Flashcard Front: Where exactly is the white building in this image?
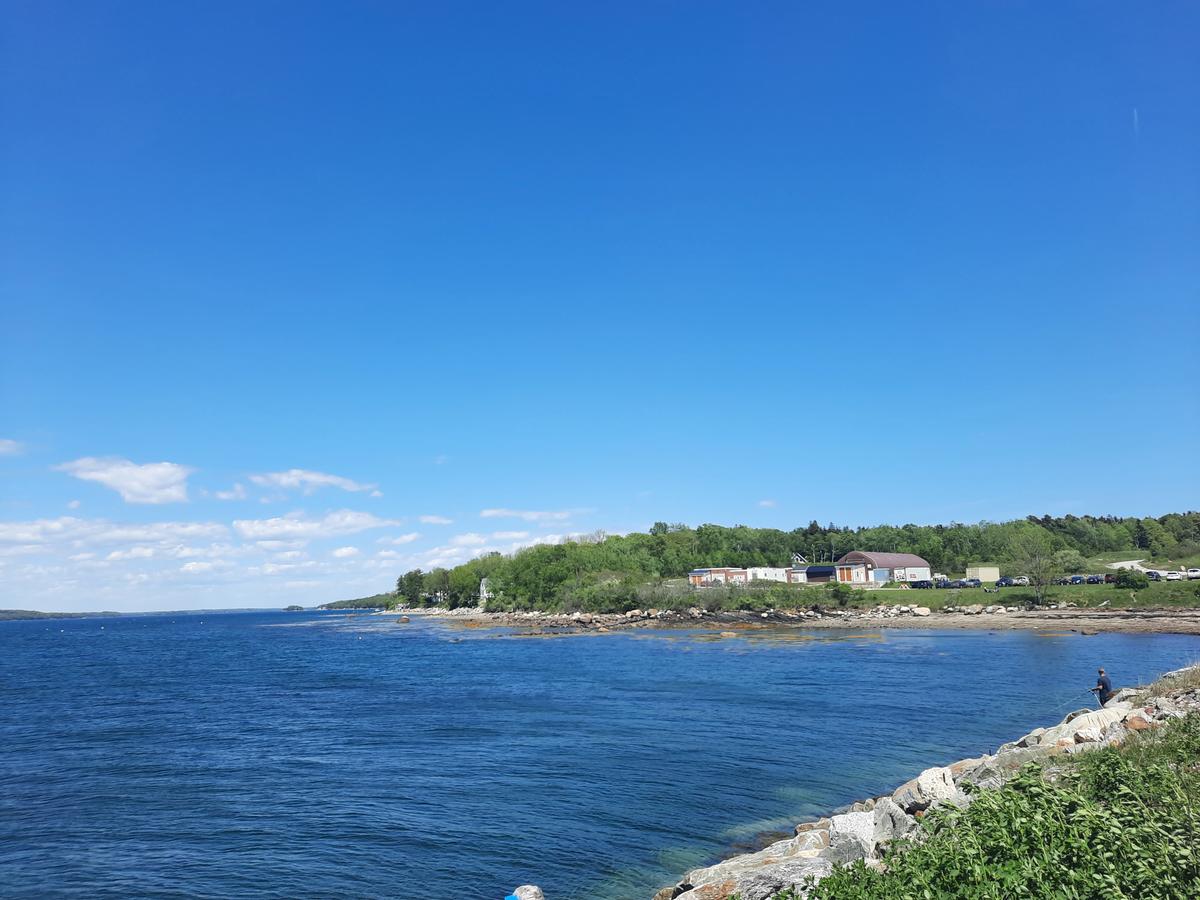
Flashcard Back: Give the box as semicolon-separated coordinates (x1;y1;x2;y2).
834;551;932;584
746;567;790;583
688;567;749;587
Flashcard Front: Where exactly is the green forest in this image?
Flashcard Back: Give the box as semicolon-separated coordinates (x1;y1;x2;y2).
321;512;1200;612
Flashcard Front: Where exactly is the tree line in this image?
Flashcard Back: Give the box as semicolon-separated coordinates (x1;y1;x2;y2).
382;512;1199;611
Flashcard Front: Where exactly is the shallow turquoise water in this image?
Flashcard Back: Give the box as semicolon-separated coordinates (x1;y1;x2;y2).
2;610;1197;899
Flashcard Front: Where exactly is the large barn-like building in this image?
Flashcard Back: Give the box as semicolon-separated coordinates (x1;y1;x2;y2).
834;551;932;584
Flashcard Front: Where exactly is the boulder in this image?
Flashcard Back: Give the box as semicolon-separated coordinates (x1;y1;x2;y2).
912;606;931;617
1016;727;1046;748
1038;705;1130;747
1074;726;1104;744
962;604;983;615
891;766;956;813
511;887;544;900
872;797;916;849
674;859;834;900
652;888;679;900
1107;687;1141;706
828;811;874;860
1124;712;1154;731
678;835;835;900
947;755;989;779
796;817;831;835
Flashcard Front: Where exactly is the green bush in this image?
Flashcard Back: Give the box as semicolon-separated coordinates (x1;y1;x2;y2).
802;716;1200;900
1114;567;1151;590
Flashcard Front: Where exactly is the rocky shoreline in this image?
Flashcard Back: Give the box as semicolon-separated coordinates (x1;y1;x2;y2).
383;602;1200;637
644;665;1200;900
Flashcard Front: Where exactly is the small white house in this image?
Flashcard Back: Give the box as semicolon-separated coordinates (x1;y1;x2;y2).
786;567;809;584
966;565;1000;582
746;567;790;583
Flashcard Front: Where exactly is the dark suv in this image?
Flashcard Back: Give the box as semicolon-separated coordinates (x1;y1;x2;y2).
996;576;1015;587
911;580;934;589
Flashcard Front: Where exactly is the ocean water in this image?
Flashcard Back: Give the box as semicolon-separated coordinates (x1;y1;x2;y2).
2;611;1198;899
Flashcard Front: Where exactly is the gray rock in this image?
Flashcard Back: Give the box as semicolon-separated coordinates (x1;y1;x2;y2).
1016;727;1046;748
512;887;544;900
872;797;916;850
828;811;874;859
891;766;956;813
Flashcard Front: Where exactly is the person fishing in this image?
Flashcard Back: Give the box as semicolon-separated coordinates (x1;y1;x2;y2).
1089;667;1114;706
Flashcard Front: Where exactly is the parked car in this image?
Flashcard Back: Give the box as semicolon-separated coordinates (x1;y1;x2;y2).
1146;570;1162;581
945;579;967;588
1013;575;1030;586
996;576;1015;587
911;580;934;589
963;578;982;588
1165;571;1183;581
1052;576;1072;585
1104;573;1117;584
1069;575;1086;585
1188;568;1200;580
1086;574;1105;584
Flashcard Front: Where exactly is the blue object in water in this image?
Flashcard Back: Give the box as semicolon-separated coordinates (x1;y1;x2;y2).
505;895;520;900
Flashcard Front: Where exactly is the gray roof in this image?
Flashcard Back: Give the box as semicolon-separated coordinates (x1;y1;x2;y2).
836;551;931;569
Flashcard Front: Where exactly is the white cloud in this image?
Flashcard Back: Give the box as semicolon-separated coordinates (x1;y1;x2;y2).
254;539;306;551
67;500;81;510
480;508;578;522
106;546;156;561
332;546;360;558
369;489;383;498
274;550;305;561
216;483;246;501
379;532;421;545
56;457;194;504
0;438;24;456
232;509;400;540
450;532;488;547
376;550;401;559
418;515;453;525
758;499;777;508
249;469;377;495
492;530;529;540
0;517;228;546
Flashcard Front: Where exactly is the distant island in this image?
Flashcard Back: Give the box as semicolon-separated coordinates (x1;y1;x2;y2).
0;609;121;621
283;605;305;612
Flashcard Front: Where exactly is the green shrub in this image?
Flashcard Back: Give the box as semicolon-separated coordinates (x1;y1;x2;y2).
803;716;1200;900
1114;567;1151;590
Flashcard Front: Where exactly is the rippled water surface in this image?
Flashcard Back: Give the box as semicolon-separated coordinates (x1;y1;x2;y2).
2;610;1199;899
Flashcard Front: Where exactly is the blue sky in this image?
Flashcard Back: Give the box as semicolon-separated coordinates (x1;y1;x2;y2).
2;2;1197;611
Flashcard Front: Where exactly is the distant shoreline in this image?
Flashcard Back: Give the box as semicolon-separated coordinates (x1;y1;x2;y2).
390;604;1200;637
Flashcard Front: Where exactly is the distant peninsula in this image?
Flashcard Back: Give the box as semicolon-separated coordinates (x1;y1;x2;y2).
0;609;121;621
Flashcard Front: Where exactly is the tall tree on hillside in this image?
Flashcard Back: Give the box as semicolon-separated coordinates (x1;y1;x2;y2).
397;569;425;605
1006;527;1060;606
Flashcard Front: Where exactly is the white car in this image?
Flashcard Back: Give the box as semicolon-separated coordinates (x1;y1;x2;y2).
1165;571;1183;581
1013;575;1030;586
1187;568;1200;580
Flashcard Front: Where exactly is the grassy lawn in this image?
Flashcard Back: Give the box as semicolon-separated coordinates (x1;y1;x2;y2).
864;580;1200;609
1086;551;1200;571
